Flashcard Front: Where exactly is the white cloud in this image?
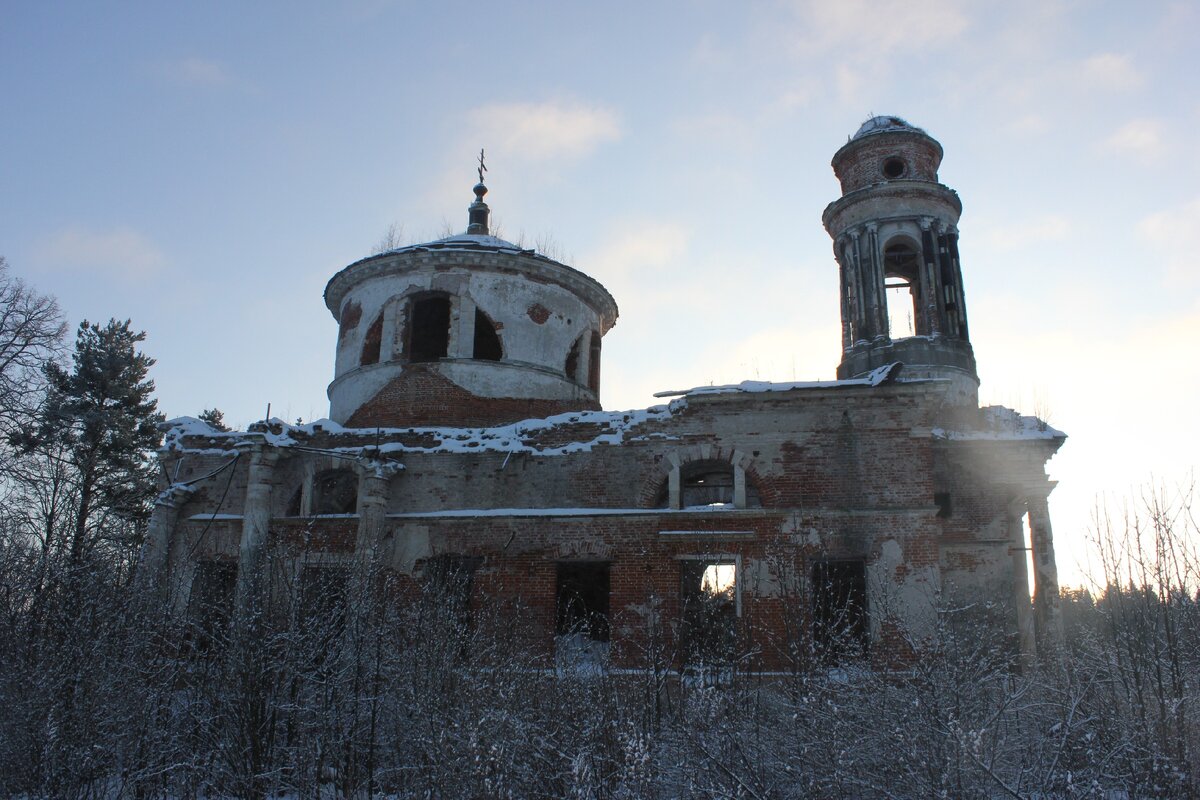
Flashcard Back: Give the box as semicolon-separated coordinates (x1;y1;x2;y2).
1139;197;1200;287
1100;118;1166;162
1081;53;1144;91
467;101;622;162
161;57;234;88
670;112;756;148
587;221;690;287
33;227;166;280
784;0;969;56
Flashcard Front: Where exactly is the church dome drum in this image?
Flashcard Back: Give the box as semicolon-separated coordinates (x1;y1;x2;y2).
324;171;618;428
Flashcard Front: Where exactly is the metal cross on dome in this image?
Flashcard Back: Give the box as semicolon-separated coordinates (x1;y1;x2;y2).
477;148;487;184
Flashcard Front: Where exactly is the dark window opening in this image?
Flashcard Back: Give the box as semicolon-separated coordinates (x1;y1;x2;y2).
299;565;350;642
587;331;601;393
935;491;953;518
680;559;739;668
408;294;451;362
660;462;762;510
682;461;734;508
187;561;237;652
312;469;358;515
884;242;923;338
424;553;481;614
285;486;302;517
882;157;906;179
812;560;868;663
564;336;581;382
556;562;611;642
472;308;503;361
360;313;383;366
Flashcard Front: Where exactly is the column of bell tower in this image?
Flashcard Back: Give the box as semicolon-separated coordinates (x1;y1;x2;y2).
822;116;979;405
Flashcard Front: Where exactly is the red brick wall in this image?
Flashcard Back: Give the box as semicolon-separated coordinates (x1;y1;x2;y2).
346;364;599;428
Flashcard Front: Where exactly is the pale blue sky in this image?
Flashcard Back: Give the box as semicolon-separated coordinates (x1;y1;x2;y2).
3;1;1198;585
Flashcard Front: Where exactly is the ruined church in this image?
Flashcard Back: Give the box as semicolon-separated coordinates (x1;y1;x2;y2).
140;116;1066;669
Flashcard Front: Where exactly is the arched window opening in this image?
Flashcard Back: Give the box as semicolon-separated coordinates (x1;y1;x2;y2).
682;461;735;509
472;307;503;361
407;294;451;362
312;469;358;515
564;335;582;382
587;331;601;393
883;241;922;339
656;460;762;510
360;312;383;366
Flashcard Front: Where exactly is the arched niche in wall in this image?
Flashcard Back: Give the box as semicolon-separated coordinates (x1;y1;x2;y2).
564;332;584;383
587;331;601;394
472;306;503;361
360;311;384;366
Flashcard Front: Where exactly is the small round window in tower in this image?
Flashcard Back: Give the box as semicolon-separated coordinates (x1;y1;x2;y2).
882;157;906;179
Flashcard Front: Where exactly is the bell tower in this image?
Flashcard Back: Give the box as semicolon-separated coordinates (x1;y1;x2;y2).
822;116;978;404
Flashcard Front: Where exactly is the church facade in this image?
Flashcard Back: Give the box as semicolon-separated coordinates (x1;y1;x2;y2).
140;117;1066;670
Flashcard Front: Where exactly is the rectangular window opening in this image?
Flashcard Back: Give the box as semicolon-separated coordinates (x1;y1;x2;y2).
680;558;739;672
934;491;953;518
811;559;868;664
556;562;611;672
187;561;237;652
409;296;451;362
425;553;482;616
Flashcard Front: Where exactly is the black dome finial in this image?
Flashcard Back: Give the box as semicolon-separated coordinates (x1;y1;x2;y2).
467;148;490;235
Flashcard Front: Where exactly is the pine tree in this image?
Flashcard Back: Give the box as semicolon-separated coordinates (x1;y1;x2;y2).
27;319;164;567
198;407;230;431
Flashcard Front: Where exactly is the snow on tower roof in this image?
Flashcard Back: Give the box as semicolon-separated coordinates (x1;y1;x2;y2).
851;115;928;141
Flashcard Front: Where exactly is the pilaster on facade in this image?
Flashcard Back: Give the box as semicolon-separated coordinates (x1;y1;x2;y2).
1007;499;1038;667
234;441;279;619
354;452;403;560
135;484;193;591
1027;491;1064;653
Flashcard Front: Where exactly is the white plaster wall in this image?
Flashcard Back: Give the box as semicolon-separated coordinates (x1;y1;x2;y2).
868;537;941;644
331;267;604;381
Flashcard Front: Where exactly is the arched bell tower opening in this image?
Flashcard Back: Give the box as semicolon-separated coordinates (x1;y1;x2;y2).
883;238;922;339
822;116;978;405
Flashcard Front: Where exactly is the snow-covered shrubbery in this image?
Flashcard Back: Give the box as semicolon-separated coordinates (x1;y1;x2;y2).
0;485;1197;799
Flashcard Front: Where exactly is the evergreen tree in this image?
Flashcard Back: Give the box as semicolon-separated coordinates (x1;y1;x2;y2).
24;319;163;567
197;406;230;431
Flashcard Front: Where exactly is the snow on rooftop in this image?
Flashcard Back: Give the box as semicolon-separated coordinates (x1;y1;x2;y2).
654;362;904;398
380;233;533;257
852;115;927;140
932;406;1065;442
162;402;683;458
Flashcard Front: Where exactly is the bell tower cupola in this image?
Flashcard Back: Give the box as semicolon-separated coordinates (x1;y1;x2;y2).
822;116;978;404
